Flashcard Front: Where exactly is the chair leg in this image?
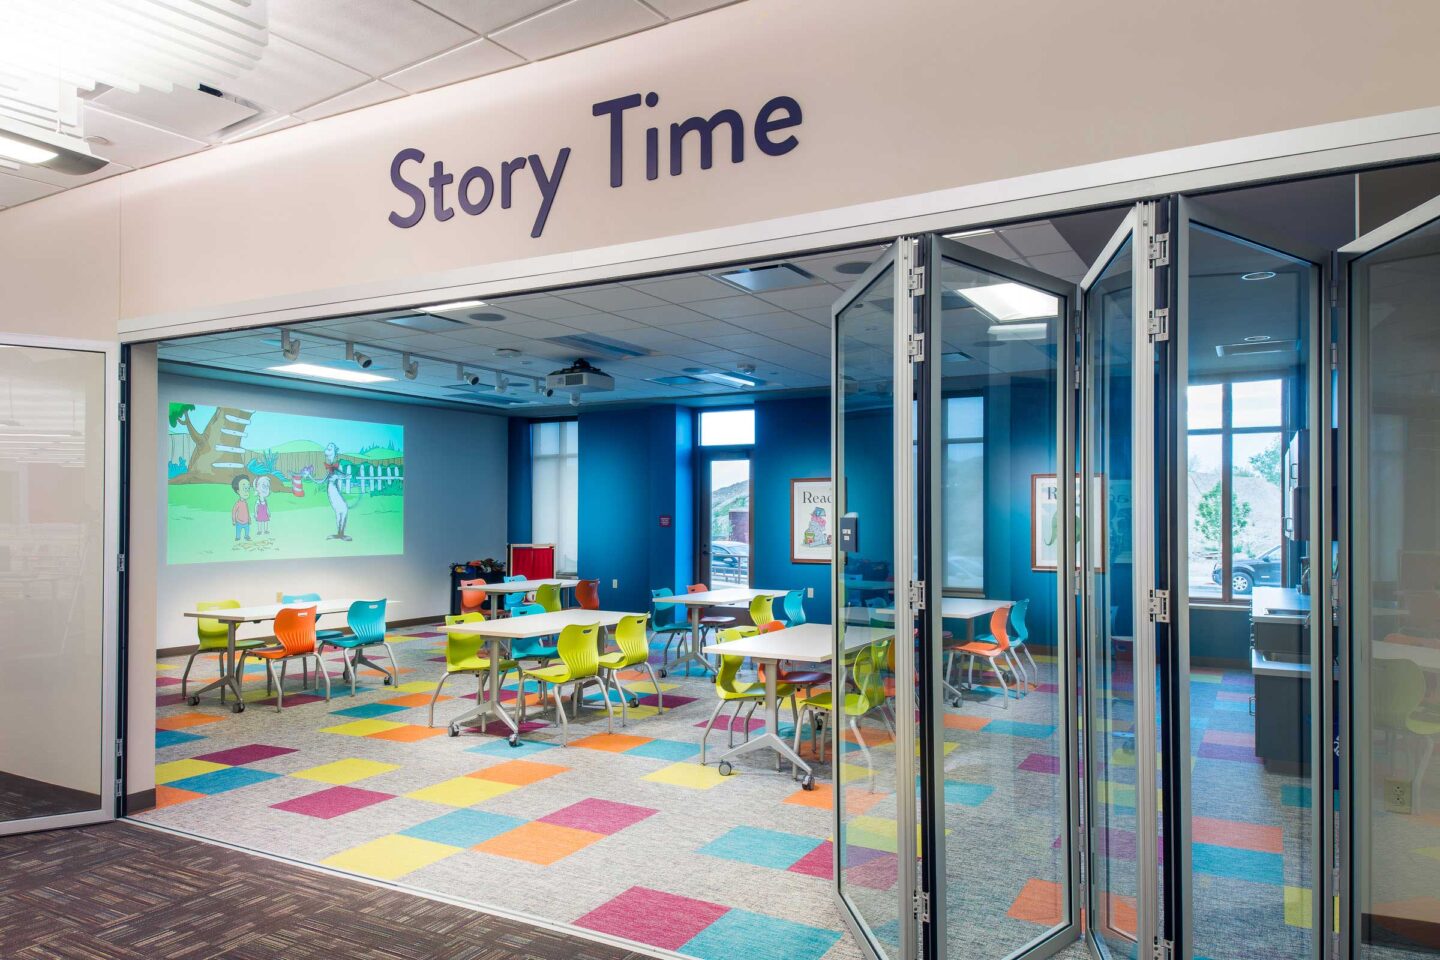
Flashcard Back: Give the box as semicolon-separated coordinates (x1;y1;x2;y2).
645;662;664;714
315;654;331;701
382;642;400;685
236;652;248;700
596;677;615;733
348;649;358;697
180;651;199;698
1023;645;1040;682
993;657;1010;708
552;685;570;745
743;701;760;744
428;672;452;727
610;672;627;728
700;699;726;766
1007;650;1028;694
850;716;875;791
793;706;808;758
268;661;281;713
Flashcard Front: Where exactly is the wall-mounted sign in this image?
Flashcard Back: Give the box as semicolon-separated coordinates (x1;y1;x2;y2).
388;92;803;238
791;477;832;564
659;514;672;527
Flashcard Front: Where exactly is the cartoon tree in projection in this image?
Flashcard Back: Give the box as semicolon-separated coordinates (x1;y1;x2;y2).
169;402;256;484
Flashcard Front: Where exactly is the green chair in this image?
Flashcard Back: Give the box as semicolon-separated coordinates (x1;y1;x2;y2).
319;599;397;696
598;614;659;725
1374;657;1440;814
700;627;795;766
183;600;269;702
794;639;893;788
520;622;612;744
535;582;562;613
429;613;519;728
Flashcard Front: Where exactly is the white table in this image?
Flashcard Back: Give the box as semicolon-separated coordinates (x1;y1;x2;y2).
702;622;892;787
654;587;791;677
874;597;1010;703
458;578;581;619
182;598;391;713
442;609;637;743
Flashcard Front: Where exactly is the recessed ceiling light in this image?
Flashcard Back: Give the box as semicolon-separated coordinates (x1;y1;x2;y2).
0;133;57;165
468;312;507;322
267;363;393;384
1241;271;1277;281
495;347;522;358
1243;335;1272;343
422;299;486;312
835;261;871;275
988;322;1049;341
83;135;111;147
960;282;1059;322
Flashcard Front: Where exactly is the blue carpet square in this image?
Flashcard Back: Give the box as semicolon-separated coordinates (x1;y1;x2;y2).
1281;785;1311;808
682;909;841;960
698;826;824;871
466;739;557;758
401;809;526;847
329;703;408;719
625;739;700;762
982;720;1057;739
168;767;280;795
941;780;995;806
156;729;205;749
1192;842;1283;884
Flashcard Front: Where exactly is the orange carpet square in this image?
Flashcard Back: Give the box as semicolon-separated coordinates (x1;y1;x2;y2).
1108;893;1138;936
569;733;653;753
468;760;569;786
842;726;894;746
475;821;605;865
784;784;887;815
1008;878;1063;926
367;725;447;743
943;713;990;731
154;786;206;809
156;712;225;730
1192;816;1283;853
380;692;450;707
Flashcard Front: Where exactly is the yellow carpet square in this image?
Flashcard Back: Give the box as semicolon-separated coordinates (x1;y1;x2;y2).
323;835;460;880
292;758;399;785
319;718;408;737
391;680;439;693
155;758;228;784
641;762;729;789
845;815;899;853
1284;886;1312;927
406;777;518;807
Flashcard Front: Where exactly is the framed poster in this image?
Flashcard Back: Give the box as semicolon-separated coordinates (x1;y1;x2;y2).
791;478;833;564
1031;474;1106;572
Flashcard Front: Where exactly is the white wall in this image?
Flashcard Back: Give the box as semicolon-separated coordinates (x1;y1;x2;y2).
153;372;507;654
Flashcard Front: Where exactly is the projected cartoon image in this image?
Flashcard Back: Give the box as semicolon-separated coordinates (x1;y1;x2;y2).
166;402;404;564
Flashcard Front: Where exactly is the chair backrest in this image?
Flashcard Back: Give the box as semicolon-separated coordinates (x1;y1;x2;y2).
513;602;546;617
347;599;387;644
687;583;707;593
273;606;318;656
576;579;601;610
555;622;602;678
443;612;486;669
783;589;807;626
535;582;562;613
459;579;487;614
1372;659;1426;731
651;587;684;629
1010;599;1030;643
759;620;784;634
988;606;1012;653
281;592;322;604
196;599;240;645
503;574;527;610
852;642;888;711
750;593;775;626
614;614;650;664
713;627;751;695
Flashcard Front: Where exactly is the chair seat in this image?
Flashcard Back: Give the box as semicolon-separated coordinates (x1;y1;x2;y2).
251;646;314;660
597;651;644;670
955;641;1003;656
700;615;736;625
653;624;691;634
522;663;588;684
720;680;794;702
198;637;268;652
797;690;869;716
324;635;382;649
449;656;516;674
316;629;346;641
781;670;829;685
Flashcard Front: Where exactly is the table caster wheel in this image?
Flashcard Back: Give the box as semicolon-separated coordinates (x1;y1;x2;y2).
383;676;394;685
628;698;639;708
718;761;733;777
448;723;459;738
800;775;816;791
658;667;668;679
231;702;245;714
188;696;199;706
508;734;521;748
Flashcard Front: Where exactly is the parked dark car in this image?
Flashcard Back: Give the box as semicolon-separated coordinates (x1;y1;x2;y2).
1212;544;1282;595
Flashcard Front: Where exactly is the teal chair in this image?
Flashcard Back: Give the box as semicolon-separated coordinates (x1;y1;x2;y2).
280;592;345;642
319;599;398;695
502;574;528;614
1008;599;1038;687
509;602;557;667
782;589;807;627
651;588;691;672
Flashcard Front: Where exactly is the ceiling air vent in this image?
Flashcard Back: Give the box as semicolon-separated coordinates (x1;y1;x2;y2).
713;263;816;293
545;334;649;360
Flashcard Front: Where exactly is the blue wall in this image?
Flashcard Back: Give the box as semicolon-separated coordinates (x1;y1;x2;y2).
507;418;533;543
753;396;832;622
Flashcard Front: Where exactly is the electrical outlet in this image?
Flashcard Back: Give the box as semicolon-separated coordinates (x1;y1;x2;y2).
612;579;618;589
807;587;814;598
1385;778;1412;814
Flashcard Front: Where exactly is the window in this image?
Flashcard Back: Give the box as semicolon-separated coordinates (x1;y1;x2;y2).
699;408;755;446
531;420;578;575
943;395;984;592
1186;378;1285;601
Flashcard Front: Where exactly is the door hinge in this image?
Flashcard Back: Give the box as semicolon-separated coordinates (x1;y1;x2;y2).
906;332;926;362
906;264;925;295
1148;588;1171;624
117;553;126;573
913;889;931;923
1147;307;1170;342
117;361;127;382
114;777;124;798
1073;361;1081;391
908;580;926;618
117;402;127;422
115;738;124;760
1148;232;1170;267
1330;342;1339;370
1153;937;1175;960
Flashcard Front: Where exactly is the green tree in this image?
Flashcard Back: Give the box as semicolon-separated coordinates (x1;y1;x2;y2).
1195;481;1251;551
1248;436;1283;486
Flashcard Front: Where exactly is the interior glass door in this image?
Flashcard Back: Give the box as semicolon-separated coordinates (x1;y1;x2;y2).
832;241;919;960
1081;205;1161;960
1340;194;1440;960
0;336;119;835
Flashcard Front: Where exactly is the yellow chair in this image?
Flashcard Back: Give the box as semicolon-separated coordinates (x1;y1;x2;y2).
794;639;894;789
182;599;269;703
520;622;612;744
535;582;563;613
429;613;521;728
1374;657;1440;814
598;614;658;725
700;627;795;766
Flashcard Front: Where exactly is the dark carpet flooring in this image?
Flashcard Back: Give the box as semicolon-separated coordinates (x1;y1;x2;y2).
0;820;650;960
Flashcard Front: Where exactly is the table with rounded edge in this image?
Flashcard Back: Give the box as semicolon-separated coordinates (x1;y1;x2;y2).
653;586;791;678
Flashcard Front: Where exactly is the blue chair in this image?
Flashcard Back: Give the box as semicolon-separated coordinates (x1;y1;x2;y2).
319;599;398;695
502;574;528;614
651;588;691;671
1009;599;1038;687
509;603;557;664
281;592;345;642
782;589;807;627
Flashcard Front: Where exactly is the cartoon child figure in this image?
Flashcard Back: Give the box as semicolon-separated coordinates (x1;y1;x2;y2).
231;474;253;542
254;475;272;536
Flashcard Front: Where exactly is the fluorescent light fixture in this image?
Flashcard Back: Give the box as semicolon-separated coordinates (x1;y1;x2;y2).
267;363;393;384
988;322;1049;341
960;283;1059;322
0;134;57;165
696;370;765;388
944;228;995;239
423;299;486;312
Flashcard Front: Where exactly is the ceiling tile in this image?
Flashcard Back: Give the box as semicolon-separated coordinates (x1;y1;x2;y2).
0;158;133;188
688;295;789;320
80;106;209;168
219;35;370;115
629;274;738;303
643;0;739;17
755;284;844;310
223;114;304;143
563;285;669;312
0;173;63;207
268;0;477;77
494;296;595;320
89;85;259;140
295;81;405;121
998;222;1071;258
416;0;565;35
616;304;714;326
490;0;662;60
384;39;524;93
1024;250;1089;281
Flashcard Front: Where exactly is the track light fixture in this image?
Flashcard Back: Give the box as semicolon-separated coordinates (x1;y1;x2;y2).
568;393;581;407
402;353;419;380
457;364;482;387
495;373;510;392
281;330;301;361
347;342;373;369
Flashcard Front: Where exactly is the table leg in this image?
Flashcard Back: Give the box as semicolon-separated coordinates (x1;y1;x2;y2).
190;621;246;713
446;637;519;743
713;656;814;787
664;607;716;678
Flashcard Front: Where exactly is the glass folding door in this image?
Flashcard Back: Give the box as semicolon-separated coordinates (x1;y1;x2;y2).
1341;194;1440;960
0;336;120;835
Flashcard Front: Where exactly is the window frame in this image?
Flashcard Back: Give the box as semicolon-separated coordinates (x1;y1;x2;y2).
941;391;985;597
698;407;756;448
694;407;756;588
529;417;579;576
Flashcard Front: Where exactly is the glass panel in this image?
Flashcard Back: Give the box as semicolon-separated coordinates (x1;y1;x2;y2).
835;263;903;958
699;408;755;446
1188;383;1224;430
935;252;1068;956
1353;214;1440;960
0;344;107;826
531;420;579;574
1086;236;1142;958
706;458;750;586
1183;221;1317;960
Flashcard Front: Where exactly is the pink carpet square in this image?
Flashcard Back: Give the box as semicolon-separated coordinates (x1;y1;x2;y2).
155;693;188;707
637;693;695;708
694;714;765;733
789;840;835;879
540;798;657;835
843;851;899;890
156;676;183;687
574;886;728;951
1019;753;1060;774
254;693;327;708
271;785;392;819
193;744;297;766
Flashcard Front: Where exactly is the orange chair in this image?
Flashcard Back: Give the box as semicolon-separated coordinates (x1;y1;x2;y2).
689;582;736;639
460;579;488;616
240;605;331;711
576;579;601;610
948;605;1015;709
